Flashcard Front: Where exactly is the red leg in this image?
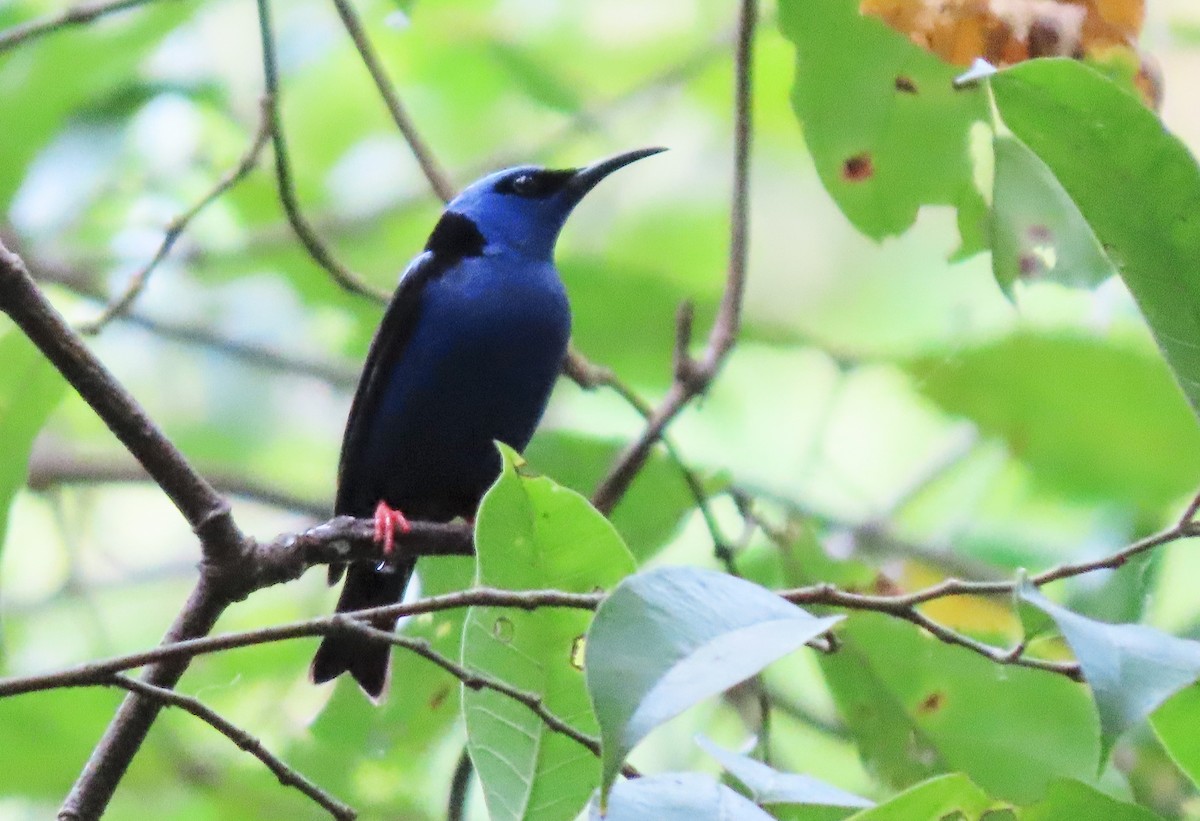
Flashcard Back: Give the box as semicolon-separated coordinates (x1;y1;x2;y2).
373;500;412;559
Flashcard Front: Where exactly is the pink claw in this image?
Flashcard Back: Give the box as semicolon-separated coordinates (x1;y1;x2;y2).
373;500;412;559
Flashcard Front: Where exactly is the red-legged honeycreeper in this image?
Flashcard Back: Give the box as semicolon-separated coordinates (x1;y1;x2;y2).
310;147;666;699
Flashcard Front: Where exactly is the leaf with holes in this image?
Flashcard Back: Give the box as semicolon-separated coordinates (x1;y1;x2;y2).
586;566;841;801
1019;582;1200;759
586;773;775;821
462;444;635;821
992;59;1200;419
991;134;1116;297
818;613;1095;802
0;328;66;567
779;0;990;254
695;735;873;810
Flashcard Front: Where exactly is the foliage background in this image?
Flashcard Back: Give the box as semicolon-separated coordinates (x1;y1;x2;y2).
5;0;1200;818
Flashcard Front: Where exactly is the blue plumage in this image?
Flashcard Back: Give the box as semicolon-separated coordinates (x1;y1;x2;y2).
311;148;664;699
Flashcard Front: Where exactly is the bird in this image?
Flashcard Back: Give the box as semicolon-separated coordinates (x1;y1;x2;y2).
310;147;666;699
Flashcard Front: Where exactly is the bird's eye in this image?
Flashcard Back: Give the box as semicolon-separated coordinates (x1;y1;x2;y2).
510;174;536;195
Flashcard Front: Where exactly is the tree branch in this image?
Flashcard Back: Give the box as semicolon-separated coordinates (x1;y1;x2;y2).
80;97;273;334
591;0;756;514
338;621;638;773
255;0;389;304
0;240;256;819
108;675;356;820
17;492;1197;708
28;443;333;519
564;348;731;562
329;0;455;203
0;587;596;699
0;0;178;53
0;242;244;558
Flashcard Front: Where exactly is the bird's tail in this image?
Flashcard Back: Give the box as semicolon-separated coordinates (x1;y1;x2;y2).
310;560;416;700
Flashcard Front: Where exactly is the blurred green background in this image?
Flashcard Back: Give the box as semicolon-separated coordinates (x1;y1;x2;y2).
5;0;1200;818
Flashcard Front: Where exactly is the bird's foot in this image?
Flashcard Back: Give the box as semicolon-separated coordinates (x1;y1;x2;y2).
373;501;412;562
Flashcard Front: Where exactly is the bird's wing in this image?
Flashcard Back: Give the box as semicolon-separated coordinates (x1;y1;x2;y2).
334;251;441;517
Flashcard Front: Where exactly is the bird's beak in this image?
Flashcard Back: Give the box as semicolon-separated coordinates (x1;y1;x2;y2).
564;147;667;203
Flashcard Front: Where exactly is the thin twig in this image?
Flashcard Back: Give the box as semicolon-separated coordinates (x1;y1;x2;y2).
28;444;332;519
16;494;1195;703
340;621;639;774
8;492;1200;710
0;0;176;53
564;348;731;561
591;0;757;514
0;587;598;699
80;98;273;334
108;675;356;820
255;0;389;304
328;0;455;203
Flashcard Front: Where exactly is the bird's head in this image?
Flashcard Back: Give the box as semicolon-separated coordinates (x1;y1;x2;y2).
441;147;666;260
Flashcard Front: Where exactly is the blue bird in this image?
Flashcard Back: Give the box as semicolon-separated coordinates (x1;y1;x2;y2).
311;147;665;699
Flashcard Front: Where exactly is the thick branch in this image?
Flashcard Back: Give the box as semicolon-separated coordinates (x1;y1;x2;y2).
0;241;243;558
0;243;252;818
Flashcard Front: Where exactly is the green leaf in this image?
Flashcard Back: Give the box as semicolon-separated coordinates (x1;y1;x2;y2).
523;430;696;563
1019;583;1200;760
991;59;1200;418
0;328;66;567
907;332;1200;509
1151;685;1200;791
585;566;842;800
845;774;997;821
778;0;990;253
819;614;1096;803
587;773;775;821
991;135;1116;297
1017;778;1164;821
695;735;873;810
462;445;636;821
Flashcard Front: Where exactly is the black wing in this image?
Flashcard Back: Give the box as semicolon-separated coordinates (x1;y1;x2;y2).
334;250;437;519
335;211;487;516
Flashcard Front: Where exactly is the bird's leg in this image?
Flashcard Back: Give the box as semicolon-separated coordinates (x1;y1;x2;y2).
373;500;412;560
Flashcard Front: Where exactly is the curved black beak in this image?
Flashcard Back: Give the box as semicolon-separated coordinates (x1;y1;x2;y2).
565;147;667;203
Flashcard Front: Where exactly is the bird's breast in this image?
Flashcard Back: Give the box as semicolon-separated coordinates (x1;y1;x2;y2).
357;256;570;516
